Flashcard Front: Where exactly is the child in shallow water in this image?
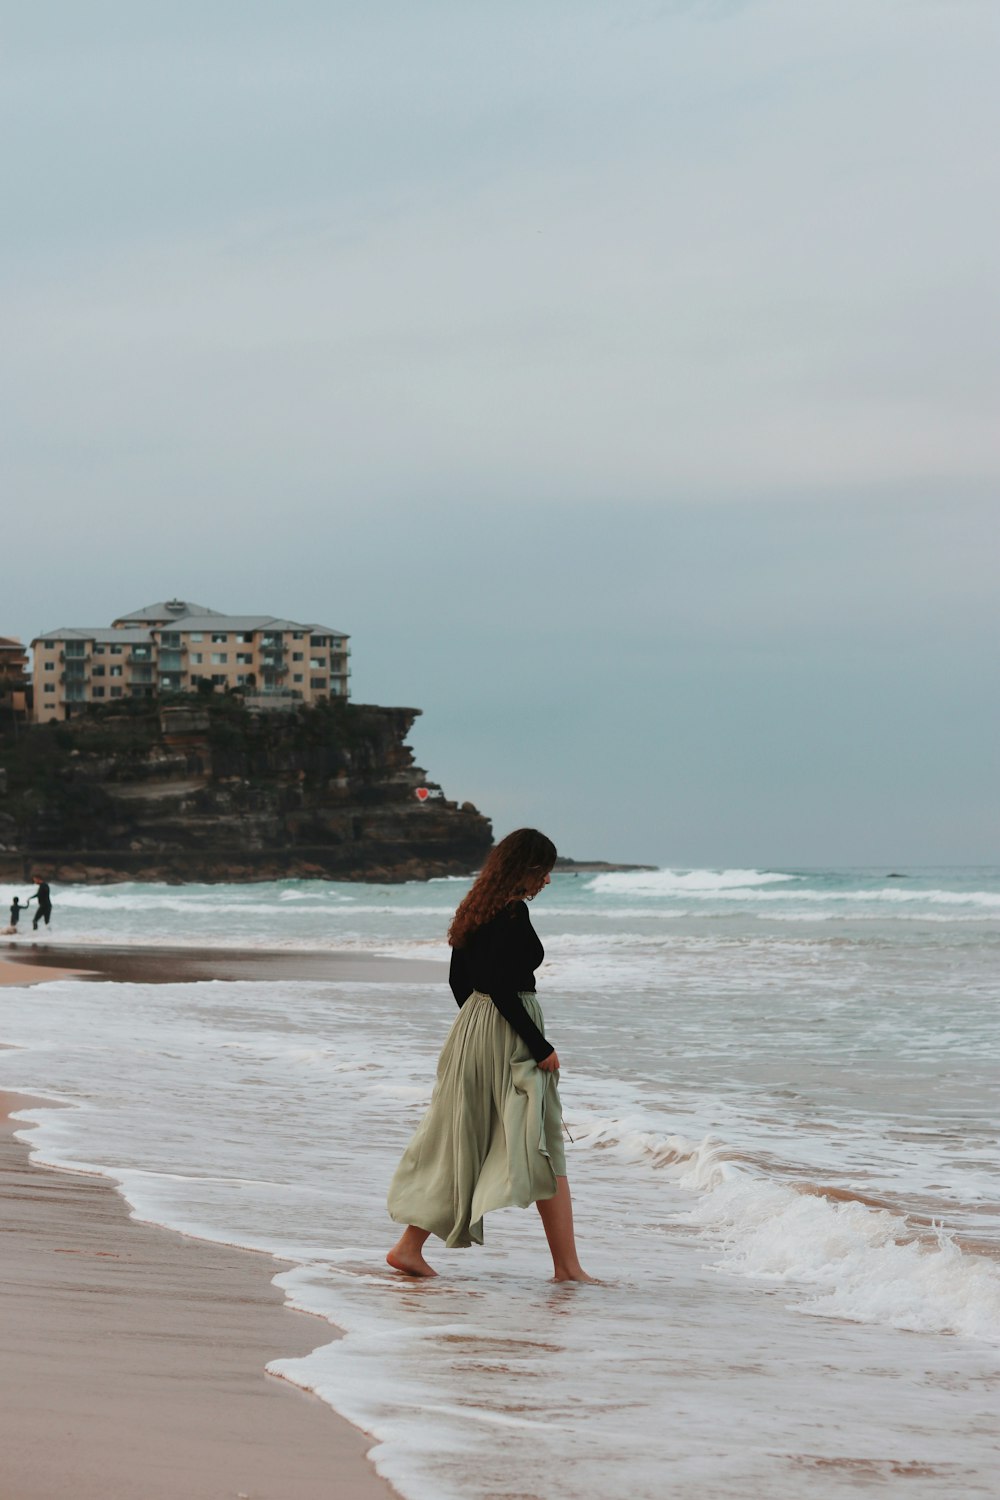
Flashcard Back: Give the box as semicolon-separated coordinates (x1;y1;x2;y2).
3;896;27;935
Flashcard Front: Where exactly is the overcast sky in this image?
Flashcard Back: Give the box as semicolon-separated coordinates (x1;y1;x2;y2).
3;1;998;867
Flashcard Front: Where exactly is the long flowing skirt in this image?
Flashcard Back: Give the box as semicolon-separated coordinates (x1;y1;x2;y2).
387;991;566;1248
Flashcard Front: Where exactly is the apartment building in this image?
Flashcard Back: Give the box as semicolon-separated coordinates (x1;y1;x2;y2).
0;636;30;684
0;635;31;723
32;599;350;723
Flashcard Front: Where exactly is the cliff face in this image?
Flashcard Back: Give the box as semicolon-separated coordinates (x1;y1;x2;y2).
0;698;492;883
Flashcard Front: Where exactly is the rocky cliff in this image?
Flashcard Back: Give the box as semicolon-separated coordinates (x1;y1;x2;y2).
0;697;492;883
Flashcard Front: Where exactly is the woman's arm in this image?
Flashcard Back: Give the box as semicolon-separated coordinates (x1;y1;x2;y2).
467;911;554;1063
484;986;554;1063
449;948;473;1008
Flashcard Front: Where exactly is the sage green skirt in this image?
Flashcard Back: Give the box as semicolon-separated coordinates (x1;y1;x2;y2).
387;990;566;1248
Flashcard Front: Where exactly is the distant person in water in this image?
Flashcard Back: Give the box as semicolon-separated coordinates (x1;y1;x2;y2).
28;877;53;930
386;827;595;1282
3;896;28;935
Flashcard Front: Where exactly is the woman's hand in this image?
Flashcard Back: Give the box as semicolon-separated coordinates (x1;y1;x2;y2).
537;1050;560;1072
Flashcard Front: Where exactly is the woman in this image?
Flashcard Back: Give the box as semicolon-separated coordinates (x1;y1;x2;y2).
387;828;593;1281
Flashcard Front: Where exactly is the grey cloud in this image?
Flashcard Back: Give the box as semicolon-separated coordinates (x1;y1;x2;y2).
3;0;998;864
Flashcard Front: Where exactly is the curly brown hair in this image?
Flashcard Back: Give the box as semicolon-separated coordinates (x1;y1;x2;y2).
448;828;557;947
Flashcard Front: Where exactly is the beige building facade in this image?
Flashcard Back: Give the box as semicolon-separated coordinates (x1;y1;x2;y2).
0;635;31;723
32;599;350;723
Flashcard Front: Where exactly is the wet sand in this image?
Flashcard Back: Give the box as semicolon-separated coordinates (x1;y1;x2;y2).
0;946;412;1500
1;939;447;986
0;953;92;986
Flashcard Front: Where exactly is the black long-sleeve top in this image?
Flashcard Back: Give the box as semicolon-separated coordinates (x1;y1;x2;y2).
448;900;554;1063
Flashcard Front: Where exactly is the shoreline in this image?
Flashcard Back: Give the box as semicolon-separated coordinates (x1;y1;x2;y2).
1;939;448;986
0;953;92;986
0;1090;397;1500
0;948;408;1500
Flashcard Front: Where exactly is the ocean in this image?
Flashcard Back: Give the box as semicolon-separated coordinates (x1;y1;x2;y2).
2;867;999;1498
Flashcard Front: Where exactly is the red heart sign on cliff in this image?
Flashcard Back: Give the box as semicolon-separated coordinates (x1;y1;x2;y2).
415;787;429;801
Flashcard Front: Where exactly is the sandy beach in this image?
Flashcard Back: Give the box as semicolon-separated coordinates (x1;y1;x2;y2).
0;950;401;1500
1;940;447;987
0;953;93;987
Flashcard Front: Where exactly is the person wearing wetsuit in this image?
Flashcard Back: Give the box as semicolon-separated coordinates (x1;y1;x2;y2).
30;879;53;930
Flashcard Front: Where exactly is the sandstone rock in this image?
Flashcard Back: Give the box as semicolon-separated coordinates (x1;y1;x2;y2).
0;699;493;884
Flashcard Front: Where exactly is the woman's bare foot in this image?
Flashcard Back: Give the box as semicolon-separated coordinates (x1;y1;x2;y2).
387;1227;437;1277
386;1246;437;1277
537;1178;597;1283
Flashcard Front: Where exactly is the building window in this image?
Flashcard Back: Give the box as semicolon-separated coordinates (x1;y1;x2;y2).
211;653;227;664
110;666;123;678
293;673;303;683
160;632;181;647
94;645;105;655
310;635;328;647
212;674;227;685
44;662;54;672
211;633;229;643
92;687;106;698
292;652;304;661
110;687;123;698
236;652;253;664
92;666;105;677
111;646;122;656
237;632;254;643
190;652;203;664
44;682;55;692
309;658;325;669
189;632;203;642
292;631;304;640
310;677;327;690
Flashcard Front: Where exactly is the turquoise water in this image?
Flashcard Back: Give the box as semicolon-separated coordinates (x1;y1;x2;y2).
1;866;998;1498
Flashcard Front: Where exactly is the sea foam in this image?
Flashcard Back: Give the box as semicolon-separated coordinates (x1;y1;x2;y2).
587;868;796;894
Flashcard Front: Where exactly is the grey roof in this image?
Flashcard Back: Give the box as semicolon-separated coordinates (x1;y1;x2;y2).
154;614;347;637
115;600;223;622
33;612;349;645
33;627;154;645
153;614;295;633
